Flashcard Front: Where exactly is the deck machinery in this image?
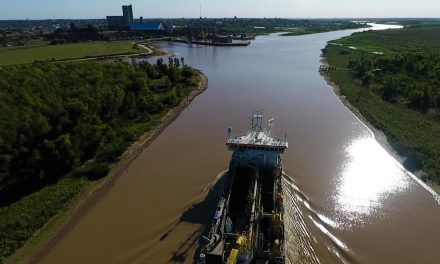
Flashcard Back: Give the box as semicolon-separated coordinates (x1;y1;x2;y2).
199;113;288;264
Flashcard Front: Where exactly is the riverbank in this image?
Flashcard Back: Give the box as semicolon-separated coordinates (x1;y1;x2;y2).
319;58;403;162
320;53;440;195
5;71;208;264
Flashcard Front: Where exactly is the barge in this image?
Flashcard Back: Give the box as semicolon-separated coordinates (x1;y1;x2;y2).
199;113;288;264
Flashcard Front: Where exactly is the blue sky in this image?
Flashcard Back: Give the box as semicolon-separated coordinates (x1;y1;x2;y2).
1;0;439;20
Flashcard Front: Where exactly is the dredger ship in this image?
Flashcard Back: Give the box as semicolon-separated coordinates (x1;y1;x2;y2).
199;113;288;264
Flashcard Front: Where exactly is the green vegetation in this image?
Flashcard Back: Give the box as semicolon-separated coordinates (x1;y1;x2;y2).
47;24;108;44
323;24;440;182
0;41;148;66
280;28;307;35
0;60;200;261
371;18;440;27
0;30;41;47
0;177;87;262
333;25;440;53
280;22;367;36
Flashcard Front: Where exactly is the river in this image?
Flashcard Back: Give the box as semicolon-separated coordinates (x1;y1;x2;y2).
39;24;440;264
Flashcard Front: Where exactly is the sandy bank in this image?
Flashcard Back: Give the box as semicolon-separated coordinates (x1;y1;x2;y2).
8;72;208;264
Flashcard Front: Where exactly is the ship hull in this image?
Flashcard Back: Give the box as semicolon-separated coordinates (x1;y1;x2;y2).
201;159;285;264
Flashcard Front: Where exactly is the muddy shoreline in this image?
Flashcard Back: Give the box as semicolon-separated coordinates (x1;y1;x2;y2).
11;72;208;264
319;55;440;195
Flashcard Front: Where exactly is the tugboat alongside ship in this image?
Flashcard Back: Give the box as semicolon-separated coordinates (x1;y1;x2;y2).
199;113;288;264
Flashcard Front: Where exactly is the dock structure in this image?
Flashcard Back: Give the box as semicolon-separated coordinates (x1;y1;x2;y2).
169;37;251;46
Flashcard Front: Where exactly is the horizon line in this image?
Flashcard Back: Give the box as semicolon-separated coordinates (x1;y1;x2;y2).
1;16;440;21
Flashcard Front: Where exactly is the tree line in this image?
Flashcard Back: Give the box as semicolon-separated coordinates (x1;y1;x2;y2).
47;24;108;44
0;59;199;206
349;52;440;112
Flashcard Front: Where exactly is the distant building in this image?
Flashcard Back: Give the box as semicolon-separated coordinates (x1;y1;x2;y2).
106;16;125;30
130;22;165;31
106;5;134;30
122;5;134;25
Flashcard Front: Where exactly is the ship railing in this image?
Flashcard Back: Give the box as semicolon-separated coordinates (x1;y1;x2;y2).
222;232;240;237
261;212;273;218
227;144;287;152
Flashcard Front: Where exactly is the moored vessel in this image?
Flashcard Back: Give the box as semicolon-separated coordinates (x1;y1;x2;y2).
199;113;288;264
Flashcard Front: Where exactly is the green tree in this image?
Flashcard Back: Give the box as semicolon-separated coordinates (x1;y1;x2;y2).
381;77;400;102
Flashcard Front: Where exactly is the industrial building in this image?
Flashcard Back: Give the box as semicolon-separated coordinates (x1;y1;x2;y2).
106;4;168;34
106;5;133;30
122;5;134;25
130;22;165;31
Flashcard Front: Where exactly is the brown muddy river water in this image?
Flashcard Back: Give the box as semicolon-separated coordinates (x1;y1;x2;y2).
39;25;440;264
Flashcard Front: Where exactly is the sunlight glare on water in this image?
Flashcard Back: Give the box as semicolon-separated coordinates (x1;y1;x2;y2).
366;23;403;31
335;137;410;223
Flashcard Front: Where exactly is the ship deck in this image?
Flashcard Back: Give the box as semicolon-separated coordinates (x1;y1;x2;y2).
227;131;288;150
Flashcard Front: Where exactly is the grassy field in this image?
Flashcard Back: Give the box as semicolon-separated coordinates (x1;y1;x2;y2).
280;27;307;35
0;41;147;66
323;25;440;182
23;39;48;47
332;25;440;53
281;23;370;36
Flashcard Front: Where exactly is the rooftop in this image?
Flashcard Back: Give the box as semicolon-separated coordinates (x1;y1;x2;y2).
130;22;164;31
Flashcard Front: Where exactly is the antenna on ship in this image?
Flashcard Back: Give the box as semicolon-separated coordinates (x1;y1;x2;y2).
248;116;252;132
251;112;260;131
256;112;263;132
268;118;275;135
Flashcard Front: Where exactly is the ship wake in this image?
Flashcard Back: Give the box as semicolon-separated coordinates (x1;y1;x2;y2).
282;173;358;264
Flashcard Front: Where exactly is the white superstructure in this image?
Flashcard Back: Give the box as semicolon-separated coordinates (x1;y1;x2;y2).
226;113;288;168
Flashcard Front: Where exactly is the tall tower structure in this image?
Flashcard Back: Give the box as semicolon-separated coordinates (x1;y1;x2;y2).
122;5;133;26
